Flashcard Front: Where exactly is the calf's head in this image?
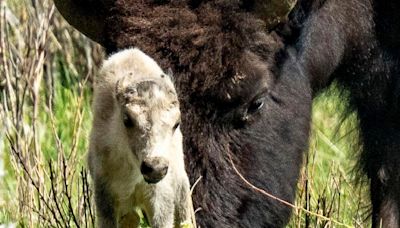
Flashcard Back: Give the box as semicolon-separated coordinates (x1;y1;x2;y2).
102;49;181;184
116;77;180;183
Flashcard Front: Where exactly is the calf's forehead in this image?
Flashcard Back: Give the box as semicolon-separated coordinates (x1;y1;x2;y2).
121;81;180;125
149;106;180;127
104;48;164;75
123;80;178;106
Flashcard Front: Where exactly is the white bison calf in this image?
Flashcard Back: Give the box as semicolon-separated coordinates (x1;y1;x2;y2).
88;48;193;228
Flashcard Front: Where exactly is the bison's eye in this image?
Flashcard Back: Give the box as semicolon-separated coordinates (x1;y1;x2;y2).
247;97;265;114
236;97;265;126
123;113;135;128
173;121;180;132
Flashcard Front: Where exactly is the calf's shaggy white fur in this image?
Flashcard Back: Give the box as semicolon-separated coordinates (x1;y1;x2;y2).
88;48;193;228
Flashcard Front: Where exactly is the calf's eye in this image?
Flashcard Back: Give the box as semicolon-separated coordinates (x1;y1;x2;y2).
123;114;135;128
173;121;180;132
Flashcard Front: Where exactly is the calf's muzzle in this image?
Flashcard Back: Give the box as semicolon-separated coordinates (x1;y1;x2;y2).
140;157;169;184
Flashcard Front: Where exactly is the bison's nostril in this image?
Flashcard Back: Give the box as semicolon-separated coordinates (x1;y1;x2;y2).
140;161;154;175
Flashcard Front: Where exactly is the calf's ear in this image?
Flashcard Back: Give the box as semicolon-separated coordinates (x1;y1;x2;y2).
53;0;114;45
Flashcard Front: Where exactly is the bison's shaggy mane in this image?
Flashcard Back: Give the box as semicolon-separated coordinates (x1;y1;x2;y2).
105;0;285;111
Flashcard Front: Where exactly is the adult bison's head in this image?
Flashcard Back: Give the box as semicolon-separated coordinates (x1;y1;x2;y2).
55;0;311;226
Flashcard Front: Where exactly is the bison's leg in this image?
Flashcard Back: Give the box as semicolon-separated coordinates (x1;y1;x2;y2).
364;2;400;226
371;172;400;228
358;117;400;228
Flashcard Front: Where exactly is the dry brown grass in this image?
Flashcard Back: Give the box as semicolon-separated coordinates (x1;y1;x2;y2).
1;0;103;226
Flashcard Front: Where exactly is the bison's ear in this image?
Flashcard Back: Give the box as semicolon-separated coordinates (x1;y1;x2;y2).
253;0;297;28
53;0;113;45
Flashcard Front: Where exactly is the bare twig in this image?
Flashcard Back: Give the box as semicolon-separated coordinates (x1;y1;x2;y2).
226;151;353;228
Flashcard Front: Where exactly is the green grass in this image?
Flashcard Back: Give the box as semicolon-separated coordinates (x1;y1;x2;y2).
288;88;370;228
0;0;370;227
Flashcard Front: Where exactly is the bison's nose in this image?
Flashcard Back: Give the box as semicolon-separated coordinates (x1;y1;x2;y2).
140;157;169;184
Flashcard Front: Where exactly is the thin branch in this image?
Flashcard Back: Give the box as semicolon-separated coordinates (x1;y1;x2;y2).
5;133;61;226
226;151;352;228
61;155;80;228
49;161;67;225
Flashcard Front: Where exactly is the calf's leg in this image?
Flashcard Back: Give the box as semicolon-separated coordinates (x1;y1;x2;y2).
142;189;175;228
174;179;194;227
119;210;140;228
93;180;117;228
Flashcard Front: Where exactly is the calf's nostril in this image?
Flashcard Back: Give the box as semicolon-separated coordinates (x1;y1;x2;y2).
140;161;154;175
160;165;168;176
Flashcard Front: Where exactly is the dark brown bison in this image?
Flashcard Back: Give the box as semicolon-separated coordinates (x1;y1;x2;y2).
54;0;400;227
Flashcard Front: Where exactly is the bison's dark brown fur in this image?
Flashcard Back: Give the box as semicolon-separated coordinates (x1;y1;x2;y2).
105;0;284;93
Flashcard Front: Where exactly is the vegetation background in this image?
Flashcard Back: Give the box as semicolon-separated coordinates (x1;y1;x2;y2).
0;0;370;227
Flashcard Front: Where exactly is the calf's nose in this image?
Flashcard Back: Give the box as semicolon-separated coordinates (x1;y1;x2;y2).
140;157;169;184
